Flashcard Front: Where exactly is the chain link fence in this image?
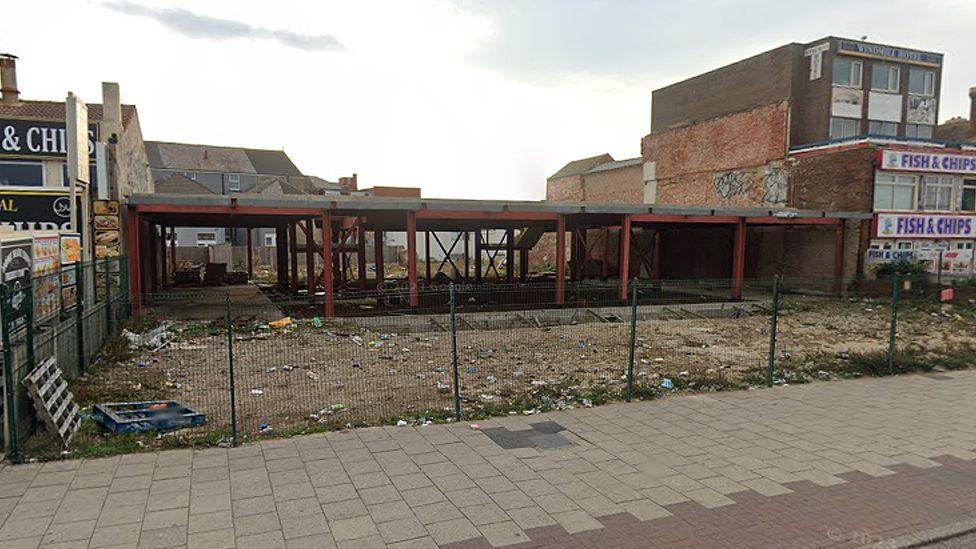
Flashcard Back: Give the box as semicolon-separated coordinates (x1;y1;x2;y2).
4;270;976;461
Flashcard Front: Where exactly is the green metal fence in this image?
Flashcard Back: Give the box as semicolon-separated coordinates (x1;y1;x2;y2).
1;257;129;462
4;268;975;461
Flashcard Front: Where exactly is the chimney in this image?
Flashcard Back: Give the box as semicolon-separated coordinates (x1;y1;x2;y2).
101;82;122;142
969;86;976;140
338;173;359;192
0;53;19;105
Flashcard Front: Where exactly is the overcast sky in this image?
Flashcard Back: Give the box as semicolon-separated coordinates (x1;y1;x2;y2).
2;1;974;199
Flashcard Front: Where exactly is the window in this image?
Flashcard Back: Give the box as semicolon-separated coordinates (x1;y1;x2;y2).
832;57;862;87
868;120;898;136
184;171;197;180
905;124;933;139
908;69;935;96
873;173;917;211
196;232;216;246
896;241;914;251
0;161;44;186
871;64;900;92
962;180;976;212
227;174;241;192
263;233;277;247
921;175;954;211
829;117;860;139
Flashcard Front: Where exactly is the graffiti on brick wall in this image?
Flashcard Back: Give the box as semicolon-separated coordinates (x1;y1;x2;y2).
713;171;752;199
761;166;788;206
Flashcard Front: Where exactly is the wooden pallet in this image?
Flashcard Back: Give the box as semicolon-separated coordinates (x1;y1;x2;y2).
22;357;81;447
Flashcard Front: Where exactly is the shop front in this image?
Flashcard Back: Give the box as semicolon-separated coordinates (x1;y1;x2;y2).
870;147;976;276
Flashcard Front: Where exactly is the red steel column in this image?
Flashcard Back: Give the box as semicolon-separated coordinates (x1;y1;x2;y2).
373;230;384;285
289;222;299;294
474;231;482;284
305;219;315;295
619;215;631;301
126;210;142;313
357;217;367;290
246;229;253;280
505;228;515;284
147;224;158;293
651;230;661;281
407;211;419;307
731;218;746;300
463;231;469;281
425;230;432;281
169;226;176;283
833;219;846;295
555;215;566;304
570;228;580;281
321;212;334;317
602;227;610;280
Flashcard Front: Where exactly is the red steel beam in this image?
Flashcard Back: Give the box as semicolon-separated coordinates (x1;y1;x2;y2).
321;212;335;317
134;204;323;216
746;216;836;225
555;215;566;305
731;218;746;300
407;211;419;307
619;215;631;301
631;214;740;224
415;210;558;221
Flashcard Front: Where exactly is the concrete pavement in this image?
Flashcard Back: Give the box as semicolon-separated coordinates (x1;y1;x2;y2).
1;370;975;548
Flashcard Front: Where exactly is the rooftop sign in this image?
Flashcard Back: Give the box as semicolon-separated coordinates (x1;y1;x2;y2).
838;40;942;67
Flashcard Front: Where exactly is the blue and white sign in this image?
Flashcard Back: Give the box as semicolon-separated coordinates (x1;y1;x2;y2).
881;150;976;176
877;213;976;239
865;249;916;262
838;40;943;67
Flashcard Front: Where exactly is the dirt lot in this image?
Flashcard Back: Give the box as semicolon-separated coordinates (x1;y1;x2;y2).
75;295;976;439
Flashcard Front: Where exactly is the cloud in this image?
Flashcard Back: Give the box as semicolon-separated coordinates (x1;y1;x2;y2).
101;1;344;52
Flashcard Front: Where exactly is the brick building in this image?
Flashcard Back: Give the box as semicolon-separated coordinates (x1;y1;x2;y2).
636;36;968;280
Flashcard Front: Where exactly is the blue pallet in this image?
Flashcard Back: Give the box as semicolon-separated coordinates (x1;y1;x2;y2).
92;401;207;433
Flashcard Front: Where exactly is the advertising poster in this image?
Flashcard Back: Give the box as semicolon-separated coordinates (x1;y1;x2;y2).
32;234;60;323
1;239;33;334
93;200;121;261
59;234;81;314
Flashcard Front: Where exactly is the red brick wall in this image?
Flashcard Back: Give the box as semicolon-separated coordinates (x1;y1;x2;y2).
790;146;876;211
642;101;792;208
546;175;584;202
578;164;644;203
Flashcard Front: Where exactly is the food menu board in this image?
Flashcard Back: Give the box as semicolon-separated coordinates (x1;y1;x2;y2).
93;200;121;260
59;234;80;313
1;238;33;334
32;234;60;323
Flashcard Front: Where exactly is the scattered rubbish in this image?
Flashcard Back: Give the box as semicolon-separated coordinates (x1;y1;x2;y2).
269;317;292;329
396;420;408;427
530;380;547;387
470;424;481;430
436;381;451;393
266;367;276;373
136;360;148;368
259;423;272;433
282;365;294;372
660;378;674;389
479;394;495;402
304;371;320;381
250;389;264;396
678;370;689;377
467;367;478;374
653;357;665;363
123;324;174;350
415;373;426;380
351;335;365;346
352;360;361;369
486;375;496;383
581;399;593;408
311;317;323;328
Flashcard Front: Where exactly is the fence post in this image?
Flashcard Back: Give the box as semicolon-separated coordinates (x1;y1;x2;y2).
75;262;86;375
225;292;237;446
104;259;113;336
450;283;461;421
24;280;35;376
1;287;19;464
119;257;130;321
887;274;900;375
767;275;781;387
626;278;637;402
937;250;944;286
